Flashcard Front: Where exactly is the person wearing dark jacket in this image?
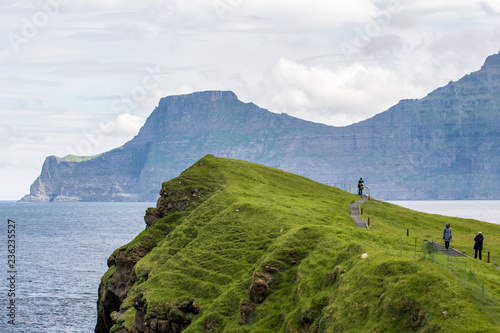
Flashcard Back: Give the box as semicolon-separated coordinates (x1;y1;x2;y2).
474;232;484;260
357;178;364;196
443;223;452;250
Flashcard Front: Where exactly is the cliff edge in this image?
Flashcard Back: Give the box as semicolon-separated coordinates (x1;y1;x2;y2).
95;155;500;332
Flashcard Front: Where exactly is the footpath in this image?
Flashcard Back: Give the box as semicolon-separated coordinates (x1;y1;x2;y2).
424;241;500;270
349;195;500;270
425;241;467;258
350;195;470;257
349;195;369;229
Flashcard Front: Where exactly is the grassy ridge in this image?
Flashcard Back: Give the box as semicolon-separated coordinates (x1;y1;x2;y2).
105;155;500;332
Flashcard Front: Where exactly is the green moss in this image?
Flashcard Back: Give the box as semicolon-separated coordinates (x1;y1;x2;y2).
109;307;137;333
121;307;137;331
58;153;102;162
101;265;116;285
101;155;500;333
100;265;116;301
109;324;120;333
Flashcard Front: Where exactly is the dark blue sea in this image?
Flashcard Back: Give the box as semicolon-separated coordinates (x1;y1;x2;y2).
0;202;154;333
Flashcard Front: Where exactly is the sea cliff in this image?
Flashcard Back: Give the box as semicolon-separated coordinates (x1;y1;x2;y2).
95;155;500;332
23;53;500;201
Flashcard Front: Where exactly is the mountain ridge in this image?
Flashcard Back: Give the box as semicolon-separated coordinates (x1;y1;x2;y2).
21;52;500;201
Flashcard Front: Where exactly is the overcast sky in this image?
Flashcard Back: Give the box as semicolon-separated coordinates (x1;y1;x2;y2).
1;0;500;200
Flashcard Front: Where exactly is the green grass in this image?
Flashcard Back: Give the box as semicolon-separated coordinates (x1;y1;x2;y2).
58;153;102;162
361;199;500;266
103;155;500;332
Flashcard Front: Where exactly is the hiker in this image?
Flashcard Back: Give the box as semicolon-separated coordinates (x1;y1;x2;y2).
443;223;452;250
474;232;484;260
357;178;364;195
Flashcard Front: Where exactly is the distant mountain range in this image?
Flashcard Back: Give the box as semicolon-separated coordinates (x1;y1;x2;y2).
21;52;500;201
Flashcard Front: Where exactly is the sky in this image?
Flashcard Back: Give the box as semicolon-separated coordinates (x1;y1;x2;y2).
1;0;500;200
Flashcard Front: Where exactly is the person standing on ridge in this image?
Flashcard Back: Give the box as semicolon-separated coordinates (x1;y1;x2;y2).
357;178;364;196
443;222;452;250
474;232;484;260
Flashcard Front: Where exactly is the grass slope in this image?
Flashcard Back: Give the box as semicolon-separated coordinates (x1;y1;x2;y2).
58;153;102;162
105;155;500;332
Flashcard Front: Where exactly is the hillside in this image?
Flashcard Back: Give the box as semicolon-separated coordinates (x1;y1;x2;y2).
95;155;500;333
22;52;500;201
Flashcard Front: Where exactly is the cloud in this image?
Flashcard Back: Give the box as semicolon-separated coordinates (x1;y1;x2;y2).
0;169;36;199
258;58;416;126
229;0;379;30
0;124;16;146
479;0;500;14
52;113;147;158
101;113;146;137
0;125;67;171
1;0;500;200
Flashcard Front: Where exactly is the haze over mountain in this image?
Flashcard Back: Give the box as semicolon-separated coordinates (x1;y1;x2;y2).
21;52;500;201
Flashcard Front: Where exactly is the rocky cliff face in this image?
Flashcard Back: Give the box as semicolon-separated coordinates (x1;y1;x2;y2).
95;167;217;333
21;53;500;200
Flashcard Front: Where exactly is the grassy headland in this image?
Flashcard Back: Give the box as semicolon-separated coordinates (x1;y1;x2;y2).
101;155;500;332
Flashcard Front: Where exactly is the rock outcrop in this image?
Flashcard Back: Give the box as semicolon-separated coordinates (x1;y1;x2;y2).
22;52;500;201
96;247;151;332
95;174;212;333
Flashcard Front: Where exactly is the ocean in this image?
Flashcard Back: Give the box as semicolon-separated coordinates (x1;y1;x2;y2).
0;202;154;333
0;200;498;332
388;200;500;225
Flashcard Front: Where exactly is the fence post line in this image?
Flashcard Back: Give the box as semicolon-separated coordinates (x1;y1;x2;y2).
464;262;467;289
431;241;434;264
447;254;449;274
368;217;370;226
481;283;484;310
360;208;363;215
414;238;417;259
407;229;409;236
488;251;490;263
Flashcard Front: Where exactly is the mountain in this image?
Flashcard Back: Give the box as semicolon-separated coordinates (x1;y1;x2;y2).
95;155;500;332
21;53;500;201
